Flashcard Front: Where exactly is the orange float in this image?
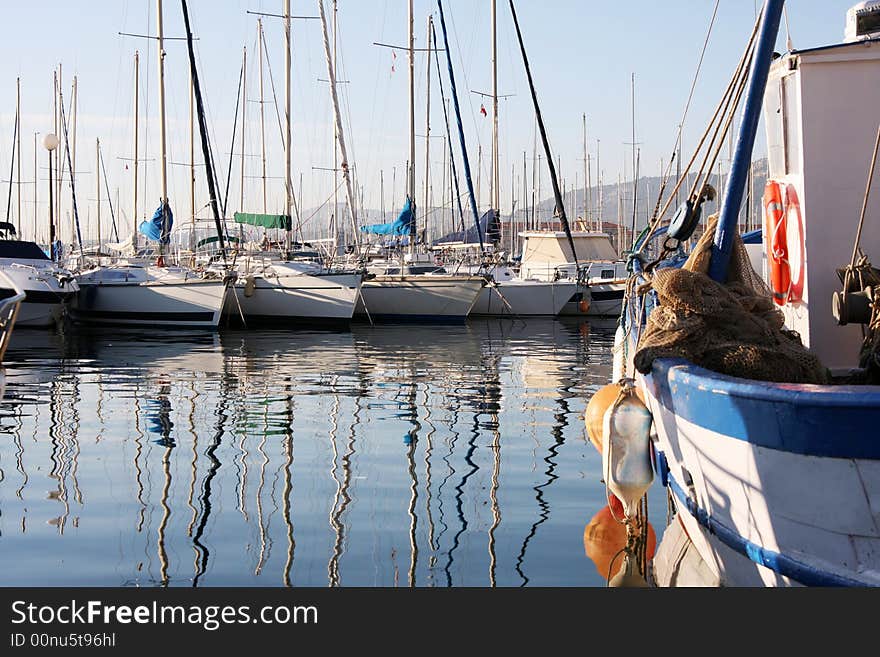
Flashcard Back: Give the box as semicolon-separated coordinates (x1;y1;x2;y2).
585;382;646;453
583;504;657;580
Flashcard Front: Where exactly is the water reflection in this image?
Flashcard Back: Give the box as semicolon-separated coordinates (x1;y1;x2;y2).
0;319;651;587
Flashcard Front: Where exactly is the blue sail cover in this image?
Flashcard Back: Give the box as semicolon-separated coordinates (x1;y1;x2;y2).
139;201;173;244
434;209;500;245
361;196;415;236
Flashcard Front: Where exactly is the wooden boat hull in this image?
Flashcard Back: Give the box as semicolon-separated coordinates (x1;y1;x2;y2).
641;358;880;587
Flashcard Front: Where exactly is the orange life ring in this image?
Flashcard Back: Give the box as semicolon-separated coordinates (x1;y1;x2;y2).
783;184;805;303
763;181;790;306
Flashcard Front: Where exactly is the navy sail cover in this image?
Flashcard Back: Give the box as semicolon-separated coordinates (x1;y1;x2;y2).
139;201;174;244
434;208;500;245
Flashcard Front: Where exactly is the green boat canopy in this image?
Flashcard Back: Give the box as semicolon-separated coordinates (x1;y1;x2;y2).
234;212;292;231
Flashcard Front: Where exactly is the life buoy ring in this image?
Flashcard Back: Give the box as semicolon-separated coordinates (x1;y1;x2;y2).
783;184;805;303
763;181;790;306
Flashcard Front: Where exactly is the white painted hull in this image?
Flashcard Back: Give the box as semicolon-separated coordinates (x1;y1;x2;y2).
639;364;880;587
224;271;362;323
73;270;227;328
470;279;577;316
356;275;484;321
0;261;77;328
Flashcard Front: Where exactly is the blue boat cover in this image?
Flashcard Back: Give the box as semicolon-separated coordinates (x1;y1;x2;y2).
361;196;415;236
139;201;173;244
434;208;500;245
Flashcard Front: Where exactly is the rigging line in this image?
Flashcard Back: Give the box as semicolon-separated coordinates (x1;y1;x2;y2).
508;0;577;263
5;103;17;225
58;91;85;256
181;0;227;265
98;145;120;242
222;59;245;217
437;0;485;252
431;21;467;242
260;26;302;228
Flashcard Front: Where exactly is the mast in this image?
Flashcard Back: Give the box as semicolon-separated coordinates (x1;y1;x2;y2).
190;59;196;251
96;138;101;252
133;50;139;248
423;15;432;242
240;45;246;212
408;0;416;253
318;0;360;253
508;0;577;261
156;0;170;254
33;132;37;241
284;0;292;252
491;0;499;213
259;18;267;214
583;113;589;228
332;0;338;251
16;78;21;234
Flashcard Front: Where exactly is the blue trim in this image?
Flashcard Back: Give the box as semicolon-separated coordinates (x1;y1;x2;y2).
645;358;880;459
665;467;876;587
741;229;762;244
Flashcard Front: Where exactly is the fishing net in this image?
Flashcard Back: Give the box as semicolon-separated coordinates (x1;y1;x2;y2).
634;215;829;384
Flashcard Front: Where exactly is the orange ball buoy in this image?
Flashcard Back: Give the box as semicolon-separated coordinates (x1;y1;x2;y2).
583;505;657;580
579;299;591;313
585;383;621;453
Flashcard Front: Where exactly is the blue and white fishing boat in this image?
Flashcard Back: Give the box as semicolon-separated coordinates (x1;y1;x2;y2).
613;0;880;586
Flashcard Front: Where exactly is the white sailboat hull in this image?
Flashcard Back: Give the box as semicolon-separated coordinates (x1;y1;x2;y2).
560;281;625;317
72;268;227;328
0;261;77;328
470;279;576;316
224;271;362;323
356;275;484;322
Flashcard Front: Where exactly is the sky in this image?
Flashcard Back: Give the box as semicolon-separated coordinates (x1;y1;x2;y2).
0;0;863;243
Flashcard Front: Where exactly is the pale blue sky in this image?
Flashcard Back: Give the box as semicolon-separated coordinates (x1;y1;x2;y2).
0;0;861;242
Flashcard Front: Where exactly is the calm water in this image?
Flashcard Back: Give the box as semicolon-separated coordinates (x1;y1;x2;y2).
0;318;664;587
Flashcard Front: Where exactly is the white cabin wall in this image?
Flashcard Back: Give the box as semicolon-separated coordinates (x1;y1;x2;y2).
797;44;880;370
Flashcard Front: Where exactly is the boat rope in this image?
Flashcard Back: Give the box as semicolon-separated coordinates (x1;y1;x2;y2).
57;90;86;259
632;9;762;262
4;100;18;228
98;145;120;243
848;123;880;274
221;58;245;220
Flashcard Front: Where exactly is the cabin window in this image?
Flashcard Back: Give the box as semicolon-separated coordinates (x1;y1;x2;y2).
601;269;615;279
858;9;880;36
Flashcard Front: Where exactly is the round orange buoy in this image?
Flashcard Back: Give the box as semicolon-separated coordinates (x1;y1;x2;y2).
583;505;657;580
579;299;590;313
585;382;647;453
585;383;620;453
156;255;166;268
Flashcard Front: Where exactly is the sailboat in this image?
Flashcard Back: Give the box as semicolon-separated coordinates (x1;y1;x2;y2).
219;2;363;326
354;0;485;323
71;0;228;329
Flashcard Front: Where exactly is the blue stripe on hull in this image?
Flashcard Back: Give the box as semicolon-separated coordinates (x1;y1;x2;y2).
661;458;877;587
646;358;880;459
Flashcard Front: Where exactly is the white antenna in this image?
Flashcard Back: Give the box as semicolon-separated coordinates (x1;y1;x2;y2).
783;4;794;52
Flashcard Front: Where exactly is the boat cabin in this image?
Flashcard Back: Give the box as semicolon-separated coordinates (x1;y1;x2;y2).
762;6;880;370
517;231;624;281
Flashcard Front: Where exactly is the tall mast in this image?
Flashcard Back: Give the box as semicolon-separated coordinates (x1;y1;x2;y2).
583;113;589;228
133;50;139;248
240;45;246;211
332;0;338;250
491;0;499;213
318;0;359;253
96;138;101;252
156;0;168;204
284;0;292;252
423;15;432;242
16;78;21;234
408;0;416;253
190;61;196;250
259;18;267;213
596;138;602;230
33;132;37;241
